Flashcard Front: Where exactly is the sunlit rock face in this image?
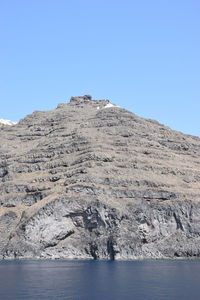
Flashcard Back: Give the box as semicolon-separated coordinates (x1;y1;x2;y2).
0;96;200;260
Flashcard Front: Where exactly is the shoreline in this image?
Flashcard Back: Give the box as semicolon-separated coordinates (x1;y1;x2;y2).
1;256;200;262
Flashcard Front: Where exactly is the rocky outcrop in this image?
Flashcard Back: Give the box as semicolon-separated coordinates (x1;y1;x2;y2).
0;96;200;260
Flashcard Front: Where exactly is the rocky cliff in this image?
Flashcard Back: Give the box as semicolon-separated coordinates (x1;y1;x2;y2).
0;95;200;260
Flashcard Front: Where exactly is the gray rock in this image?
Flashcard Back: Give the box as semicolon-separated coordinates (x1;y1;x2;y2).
0;95;200;260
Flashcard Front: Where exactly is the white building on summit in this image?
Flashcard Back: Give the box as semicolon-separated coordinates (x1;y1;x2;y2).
0;118;17;126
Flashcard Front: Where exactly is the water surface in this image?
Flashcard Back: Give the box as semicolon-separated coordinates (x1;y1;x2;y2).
0;259;199;299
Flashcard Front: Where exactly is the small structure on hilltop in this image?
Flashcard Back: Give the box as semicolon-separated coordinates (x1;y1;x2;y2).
70;95;92;103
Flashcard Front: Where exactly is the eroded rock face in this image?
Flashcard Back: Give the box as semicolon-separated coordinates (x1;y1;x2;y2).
0;96;200;260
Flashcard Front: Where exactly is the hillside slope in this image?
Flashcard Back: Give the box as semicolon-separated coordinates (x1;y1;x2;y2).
0;95;200;259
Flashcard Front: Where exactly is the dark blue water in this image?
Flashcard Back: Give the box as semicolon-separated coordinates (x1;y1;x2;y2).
0;260;200;300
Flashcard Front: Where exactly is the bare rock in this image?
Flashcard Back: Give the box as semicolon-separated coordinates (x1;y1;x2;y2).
0;96;200;260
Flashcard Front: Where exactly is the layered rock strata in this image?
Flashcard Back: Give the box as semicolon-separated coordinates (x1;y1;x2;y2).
0;96;200;259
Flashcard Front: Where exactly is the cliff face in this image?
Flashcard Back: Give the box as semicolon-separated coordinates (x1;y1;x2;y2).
0;96;200;260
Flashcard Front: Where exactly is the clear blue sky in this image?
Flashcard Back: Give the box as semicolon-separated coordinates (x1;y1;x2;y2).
0;0;200;136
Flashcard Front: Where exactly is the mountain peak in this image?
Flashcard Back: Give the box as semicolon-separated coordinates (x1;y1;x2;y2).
70;94;93;103
68;95;119;110
69;94;111;105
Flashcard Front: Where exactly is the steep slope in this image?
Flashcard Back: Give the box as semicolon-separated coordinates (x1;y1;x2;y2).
0;95;200;259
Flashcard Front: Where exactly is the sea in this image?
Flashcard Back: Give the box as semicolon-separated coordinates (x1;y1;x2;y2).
0;259;199;300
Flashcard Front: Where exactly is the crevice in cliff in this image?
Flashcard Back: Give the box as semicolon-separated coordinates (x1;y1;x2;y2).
173;212;184;231
89;243;98;260
107;238;115;260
